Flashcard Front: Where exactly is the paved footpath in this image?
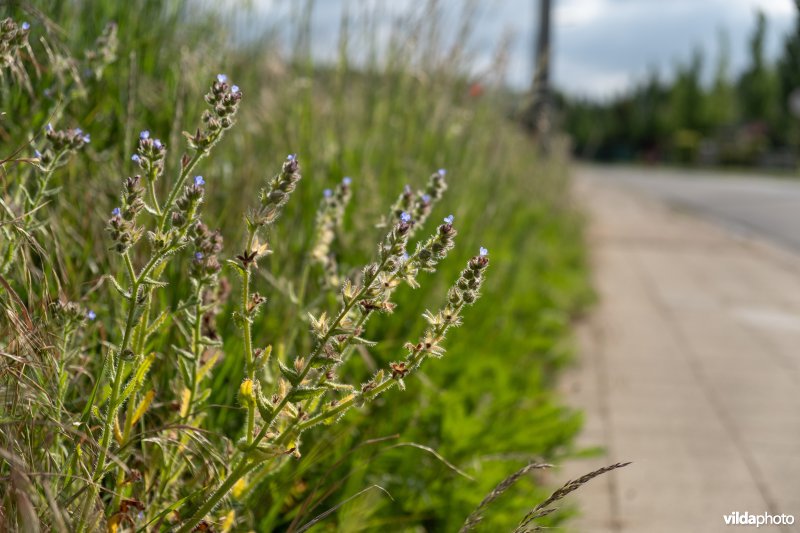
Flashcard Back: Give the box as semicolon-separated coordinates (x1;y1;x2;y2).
561;167;800;532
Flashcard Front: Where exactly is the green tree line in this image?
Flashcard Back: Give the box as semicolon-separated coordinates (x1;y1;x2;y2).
560;3;800;167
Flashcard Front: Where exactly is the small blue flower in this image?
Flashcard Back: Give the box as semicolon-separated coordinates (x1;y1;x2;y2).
45;123;53;132
21;22;30;31
194;175;205;186
400;212;412;223
323;188;333;198
231;85;240;94
286;153;296;161
153;139;162;150
438;168;446;177
82;134;91;143
86;310;96;321
75;128;83;135
139;130;150;140
111;207;121;216
342;176;352;185
34;149;42;158
479;246;488;257
217;73;228;83
400;252;410;263
444;214;454;225
131;154;140;163
194;252;204;261
422;194;431;203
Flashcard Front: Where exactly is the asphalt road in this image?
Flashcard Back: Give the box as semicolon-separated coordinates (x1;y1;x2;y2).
580;165;800;252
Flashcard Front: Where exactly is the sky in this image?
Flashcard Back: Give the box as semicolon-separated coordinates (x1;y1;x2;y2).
239;0;798;100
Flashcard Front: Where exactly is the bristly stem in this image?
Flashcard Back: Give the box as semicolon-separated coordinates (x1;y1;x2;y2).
176;255;391;532
242;227;258;443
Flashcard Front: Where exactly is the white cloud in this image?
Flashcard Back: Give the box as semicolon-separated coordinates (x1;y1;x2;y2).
240;0;797;99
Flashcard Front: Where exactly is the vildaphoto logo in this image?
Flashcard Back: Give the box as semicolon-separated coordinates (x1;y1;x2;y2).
723;511;795;527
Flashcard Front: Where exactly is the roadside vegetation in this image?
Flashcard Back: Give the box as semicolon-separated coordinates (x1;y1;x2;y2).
0;1;611;530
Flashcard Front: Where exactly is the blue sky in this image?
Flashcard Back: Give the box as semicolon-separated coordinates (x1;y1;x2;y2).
239;0;797;100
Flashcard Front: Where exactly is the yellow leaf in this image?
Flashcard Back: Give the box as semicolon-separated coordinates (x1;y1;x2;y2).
131;389;155;426
113;416;123;445
232;477;248;499
197;351;220;383
179;387;191;418
107;514;121;533
220;510;235;532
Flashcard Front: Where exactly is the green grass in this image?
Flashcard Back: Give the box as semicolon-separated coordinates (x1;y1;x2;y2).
0;1;593;531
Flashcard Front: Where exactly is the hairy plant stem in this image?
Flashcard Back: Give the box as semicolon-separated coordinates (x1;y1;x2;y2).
157;148;208;232
242;227;258;443
77;253;140;531
154;281;204;502
297;301;463;432
176;256;390;532
78;145;208;529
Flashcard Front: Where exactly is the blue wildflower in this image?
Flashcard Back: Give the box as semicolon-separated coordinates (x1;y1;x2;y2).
400;212;412;223
194;175;205;186
86;310;96;321
21;22;30;31
75;128;83;135
82;134;91;143
153;139;162;150
139;130;150;140
342;176;352;185
286;154;296;161
444;214;454;225
323;188;333;198
194;252;204;261
34;150;42;159
479;246;488;257
131;154;140;163
45;123;53;132
437;168;447;177
111;207;121;216
422;194;431;203
231;85;240;94
217;74;228;83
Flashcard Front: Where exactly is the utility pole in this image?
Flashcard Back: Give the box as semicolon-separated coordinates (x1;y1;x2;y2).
524;0;552;147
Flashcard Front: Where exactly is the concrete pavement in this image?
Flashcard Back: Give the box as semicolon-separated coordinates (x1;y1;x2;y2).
561;167;800;532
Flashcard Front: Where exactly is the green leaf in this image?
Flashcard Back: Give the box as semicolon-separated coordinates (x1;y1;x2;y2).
107;275;131;299
278;361;301;386
288;386;326;402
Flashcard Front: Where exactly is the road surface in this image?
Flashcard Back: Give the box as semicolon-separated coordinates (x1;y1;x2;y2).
561;165;800;533
582;165;800;251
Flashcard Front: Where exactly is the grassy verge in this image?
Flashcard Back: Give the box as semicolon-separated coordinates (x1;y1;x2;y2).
0;1;593;530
